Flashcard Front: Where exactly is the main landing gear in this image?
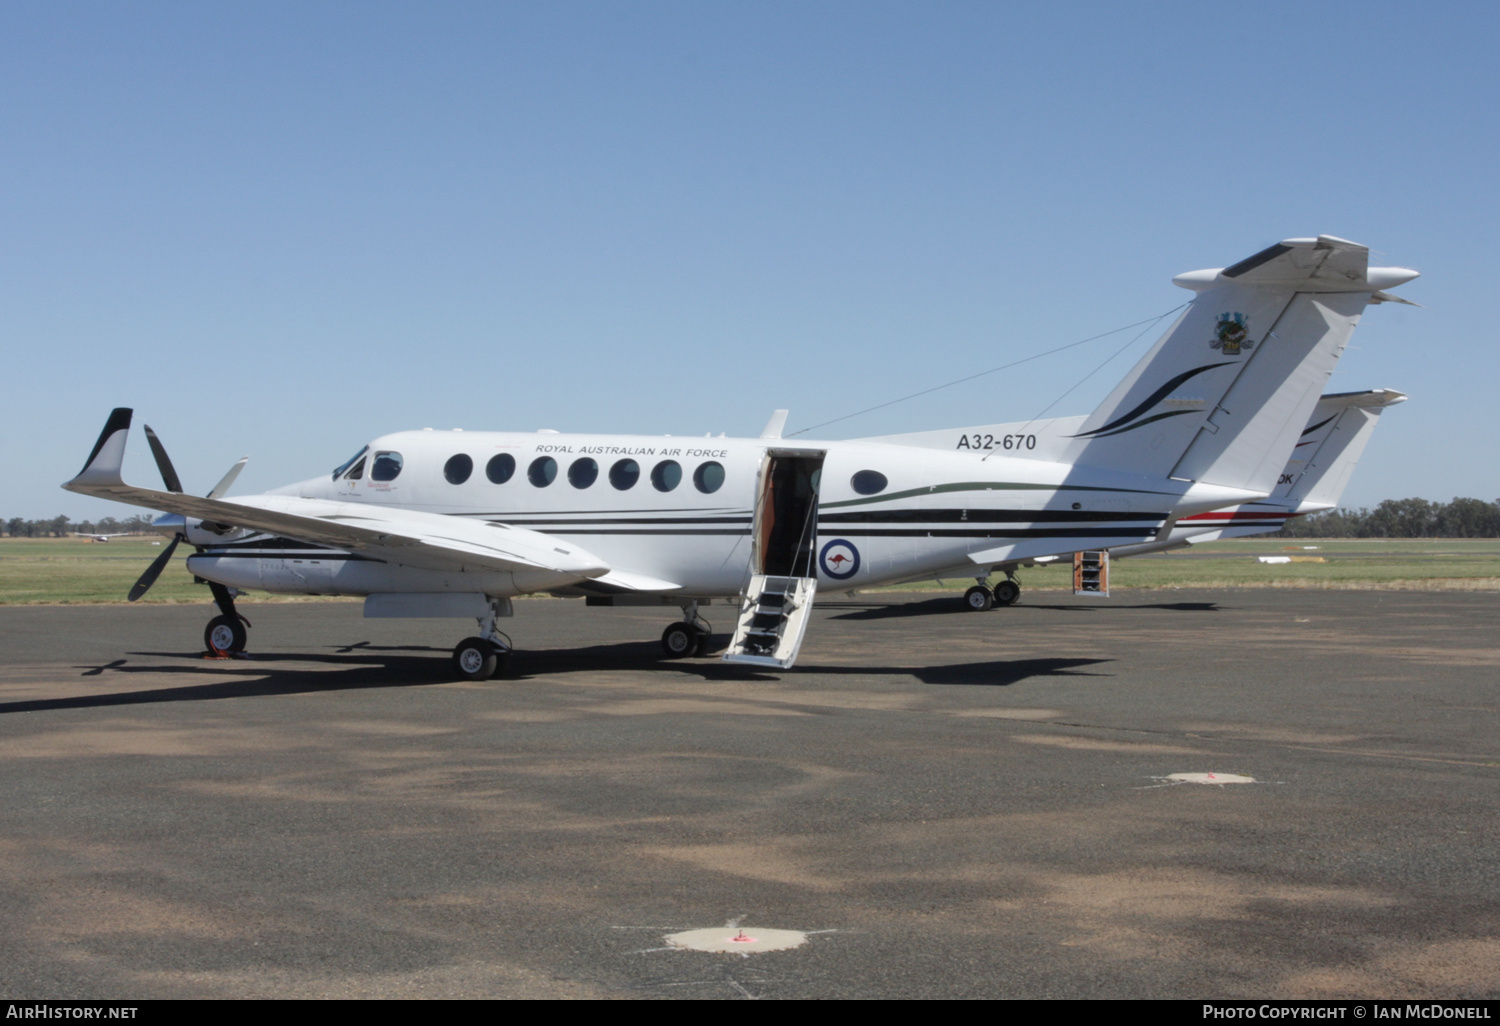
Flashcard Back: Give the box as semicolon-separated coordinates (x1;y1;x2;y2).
205;582;251;654
962;574;1021;612
660;601;712;658
452;597;513;681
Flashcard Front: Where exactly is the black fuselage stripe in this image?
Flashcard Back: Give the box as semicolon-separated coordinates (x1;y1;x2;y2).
825;528;1159;539
820;509;1164;524
193;552;372;561
489;517;753;526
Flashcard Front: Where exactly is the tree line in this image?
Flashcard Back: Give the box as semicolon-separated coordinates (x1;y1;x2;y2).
1277;498;1500;538
3;515;159;538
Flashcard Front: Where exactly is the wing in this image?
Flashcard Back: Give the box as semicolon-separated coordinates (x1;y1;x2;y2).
63;409;612;582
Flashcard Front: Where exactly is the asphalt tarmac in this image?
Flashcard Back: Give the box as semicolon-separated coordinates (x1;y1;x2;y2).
0;589;1495;999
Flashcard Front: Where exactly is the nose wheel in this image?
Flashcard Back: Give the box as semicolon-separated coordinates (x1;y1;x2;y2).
205;614;248;654
205;582;250;654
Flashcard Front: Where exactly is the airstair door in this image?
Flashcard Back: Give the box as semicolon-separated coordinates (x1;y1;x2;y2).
724;449;826;668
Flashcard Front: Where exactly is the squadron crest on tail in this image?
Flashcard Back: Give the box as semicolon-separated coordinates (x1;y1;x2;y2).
1211;312;1253;355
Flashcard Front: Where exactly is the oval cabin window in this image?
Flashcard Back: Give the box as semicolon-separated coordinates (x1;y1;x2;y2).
486;453;516;484
610;459;640;490
528;456;557;487
693;461;725;494
651;460;682;492
568;458;599;489
444;454;473;485
851;470;887;495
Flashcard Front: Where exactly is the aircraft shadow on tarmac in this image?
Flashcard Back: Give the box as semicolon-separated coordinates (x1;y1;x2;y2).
0;640;1115;715
827;598;1221;620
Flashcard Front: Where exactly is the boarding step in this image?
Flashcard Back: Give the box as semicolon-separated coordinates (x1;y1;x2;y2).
724;574;818;668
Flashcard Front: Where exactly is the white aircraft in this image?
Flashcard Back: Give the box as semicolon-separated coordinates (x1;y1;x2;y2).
64;235;1418;677
871;386;1408;605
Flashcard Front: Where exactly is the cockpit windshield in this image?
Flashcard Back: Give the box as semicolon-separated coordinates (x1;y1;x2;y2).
332;446;369;480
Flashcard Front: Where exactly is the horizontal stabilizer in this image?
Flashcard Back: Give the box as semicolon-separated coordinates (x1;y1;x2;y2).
1172;235;1418;293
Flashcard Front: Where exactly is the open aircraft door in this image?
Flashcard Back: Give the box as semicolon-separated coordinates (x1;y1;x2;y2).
724;448;826;668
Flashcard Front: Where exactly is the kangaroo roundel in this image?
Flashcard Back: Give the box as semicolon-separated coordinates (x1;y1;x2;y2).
819;539;861;580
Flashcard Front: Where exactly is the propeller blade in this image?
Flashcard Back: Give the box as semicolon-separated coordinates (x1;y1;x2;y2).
127;535;181;602
142;425;184;493
206;457;249;499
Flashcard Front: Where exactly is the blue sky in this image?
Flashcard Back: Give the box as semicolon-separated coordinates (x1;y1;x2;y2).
4;1;1494;519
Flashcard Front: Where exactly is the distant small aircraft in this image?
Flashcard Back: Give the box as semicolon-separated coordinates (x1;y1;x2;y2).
64;235;1418;677
71;531;143;543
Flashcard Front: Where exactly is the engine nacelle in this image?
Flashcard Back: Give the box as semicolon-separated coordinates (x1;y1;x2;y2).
184;518;251;546
153;512;251;546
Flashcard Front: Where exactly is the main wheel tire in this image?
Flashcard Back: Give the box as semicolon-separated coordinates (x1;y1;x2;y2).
453;637;499;681
205;614;247;654
693;629;712;657
661;622;697;658
964;585;994;612
993;580;1021;606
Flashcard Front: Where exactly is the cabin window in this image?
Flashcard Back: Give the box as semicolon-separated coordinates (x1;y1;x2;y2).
693;461;725;494
528;456;558;487
851;470;887;495
444;454;473;485
568;457;599;489
609;459;640;490
650;460;682;492
332;446;368;480
371;451;404;482
486;453;516;484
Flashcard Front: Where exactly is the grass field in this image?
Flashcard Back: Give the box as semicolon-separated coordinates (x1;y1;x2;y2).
914;537;1500;593
0;537;351;605
2;535;1498;605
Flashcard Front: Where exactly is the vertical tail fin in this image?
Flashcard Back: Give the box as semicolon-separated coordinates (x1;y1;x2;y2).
1276;388;1407;509
1063;236;1417;496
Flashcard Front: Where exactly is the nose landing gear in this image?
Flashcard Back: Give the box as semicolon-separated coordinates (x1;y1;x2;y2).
205;582;251;655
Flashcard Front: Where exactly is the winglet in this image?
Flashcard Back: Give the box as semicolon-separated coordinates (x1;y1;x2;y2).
67;408;132;489
760;410;789;439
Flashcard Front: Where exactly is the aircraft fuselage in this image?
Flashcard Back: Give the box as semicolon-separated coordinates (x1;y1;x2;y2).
182;429;1248;600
